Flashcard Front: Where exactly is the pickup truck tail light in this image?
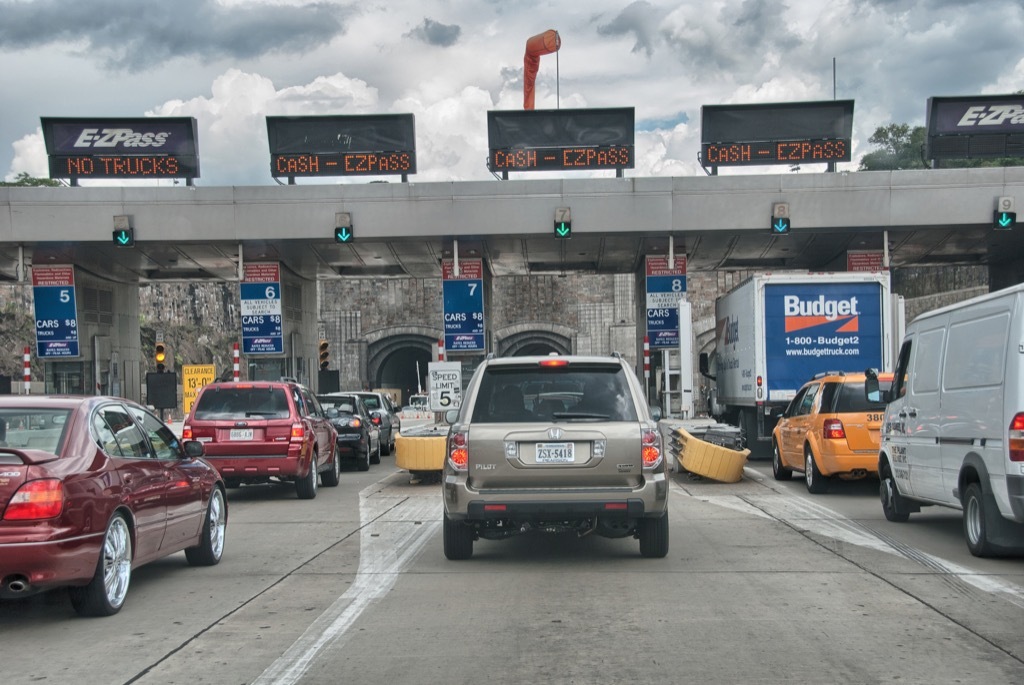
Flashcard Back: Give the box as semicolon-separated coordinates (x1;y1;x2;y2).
1010;413;1024;462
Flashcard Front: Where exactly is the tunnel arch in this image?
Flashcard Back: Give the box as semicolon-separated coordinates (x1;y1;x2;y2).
496;322;574;356
365;326;440;401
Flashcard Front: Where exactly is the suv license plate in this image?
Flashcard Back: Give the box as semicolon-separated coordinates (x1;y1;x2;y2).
536;442;574;464
229;429;254;440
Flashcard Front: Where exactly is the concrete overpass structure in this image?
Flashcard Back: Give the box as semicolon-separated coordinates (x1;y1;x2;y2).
2;167;1023;403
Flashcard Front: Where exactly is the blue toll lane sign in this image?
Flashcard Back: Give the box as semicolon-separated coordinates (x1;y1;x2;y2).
645;256;687;349
442;258;485;352
32;264;80;358
240;262;283;355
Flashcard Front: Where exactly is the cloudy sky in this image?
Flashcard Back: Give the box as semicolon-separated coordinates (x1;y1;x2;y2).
2;0;1023;185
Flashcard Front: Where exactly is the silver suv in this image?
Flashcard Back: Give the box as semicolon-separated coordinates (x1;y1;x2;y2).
442;353;668;560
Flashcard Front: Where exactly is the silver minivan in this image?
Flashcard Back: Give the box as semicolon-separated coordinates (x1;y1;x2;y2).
866;283;1024;557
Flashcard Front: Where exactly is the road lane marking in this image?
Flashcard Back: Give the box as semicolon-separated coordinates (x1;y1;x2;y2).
252;481;439;685
674;488;1024;608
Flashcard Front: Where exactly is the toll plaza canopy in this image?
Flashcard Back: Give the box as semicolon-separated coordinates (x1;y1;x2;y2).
2;167;1024;284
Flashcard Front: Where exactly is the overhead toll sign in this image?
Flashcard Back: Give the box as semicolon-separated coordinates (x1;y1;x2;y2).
41;117;199;181
32;264;80;358
486;107;635;173
267;114;416;179
645;255;687;349
240;262;283;355
925;95;1024;161
700;100;853;169
442;258;485;353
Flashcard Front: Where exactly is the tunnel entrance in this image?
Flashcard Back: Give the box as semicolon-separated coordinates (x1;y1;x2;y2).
367;332;435;405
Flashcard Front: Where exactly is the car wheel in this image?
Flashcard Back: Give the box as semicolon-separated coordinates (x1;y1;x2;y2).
358;446;371;472
443;511;474;560
186;488;227;566
879;464;910;522
963;483;995;557
321;449;341;487
381;430;392;456
804;447;829;494
69;513;132;617
370;439;381;465
638;512;670;558
772;441;792;481
296;453;319;499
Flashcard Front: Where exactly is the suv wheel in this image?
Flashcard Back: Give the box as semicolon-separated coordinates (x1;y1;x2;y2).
638;512;669;558
443;511;474;560
321;450;341;487
772;441;792;481
296;455;319;499
963;483;995;557
804;447;829;494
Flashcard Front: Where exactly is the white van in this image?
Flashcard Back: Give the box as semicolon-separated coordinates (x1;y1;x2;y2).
866;283;1024;557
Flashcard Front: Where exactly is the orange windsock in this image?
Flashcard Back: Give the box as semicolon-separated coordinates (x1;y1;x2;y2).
524;30;560;110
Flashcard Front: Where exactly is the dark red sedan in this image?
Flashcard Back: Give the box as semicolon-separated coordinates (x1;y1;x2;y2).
0;396;227;617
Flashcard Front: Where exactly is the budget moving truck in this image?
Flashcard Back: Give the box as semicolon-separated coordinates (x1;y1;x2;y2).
701;272;901;451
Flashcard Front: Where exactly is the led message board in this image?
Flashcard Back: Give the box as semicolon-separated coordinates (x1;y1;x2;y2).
487;108;635;172
41;117;199;180
700;100;853;168
266;114;417;178
925;95;1024;160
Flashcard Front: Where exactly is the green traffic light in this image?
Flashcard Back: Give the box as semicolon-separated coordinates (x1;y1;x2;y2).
335;227;353;243
113;228;135;247
554;221;571;238
994;210;1016;230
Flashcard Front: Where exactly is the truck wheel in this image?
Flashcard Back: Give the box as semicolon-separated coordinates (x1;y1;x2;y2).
804;447;829;494
879;464;910;522
963;483;995;557
443;511;474;560
638;512;670;558
772;441;792;481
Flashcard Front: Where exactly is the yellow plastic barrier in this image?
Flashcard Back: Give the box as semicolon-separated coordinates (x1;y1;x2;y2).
394;432;447;472
674;427;749;483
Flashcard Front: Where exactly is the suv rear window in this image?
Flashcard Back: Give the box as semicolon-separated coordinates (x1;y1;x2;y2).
471;366;638;422
833;381;886;413
192;387;292;420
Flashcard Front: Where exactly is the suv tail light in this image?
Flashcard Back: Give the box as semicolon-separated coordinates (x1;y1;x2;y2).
823;419;846;440
1010;413;1024;462
641;428;662;468
290;423;306;442
182;425;193;439
448;430;469;471
4;479;64;520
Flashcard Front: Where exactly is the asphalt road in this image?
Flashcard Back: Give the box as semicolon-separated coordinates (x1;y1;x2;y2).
2;456;1022;685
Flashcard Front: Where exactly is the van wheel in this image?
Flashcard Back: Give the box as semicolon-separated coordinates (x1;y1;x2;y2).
772;442;792;481
804;447;829;494
963;483;995;557
443;512;474;560
638;512;670;558
879;464;910;522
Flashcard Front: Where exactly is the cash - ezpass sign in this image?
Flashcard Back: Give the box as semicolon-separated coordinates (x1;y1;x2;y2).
32;265;80;358
442;258;484;352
